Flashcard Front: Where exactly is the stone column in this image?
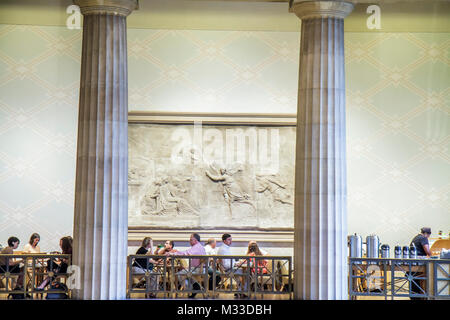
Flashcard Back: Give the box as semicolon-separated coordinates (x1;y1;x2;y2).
72;0;138;300
290;1;354;300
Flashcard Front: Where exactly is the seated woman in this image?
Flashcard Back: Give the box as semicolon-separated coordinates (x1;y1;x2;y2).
35;236;72;290
23;233;43;269
236;241;269;273
23;233;41;253
0;237;24;289
132;237;159;298
244;240;268;256
247;243;268;275
232;242;268;298
133;237;158;271
66;236;73;247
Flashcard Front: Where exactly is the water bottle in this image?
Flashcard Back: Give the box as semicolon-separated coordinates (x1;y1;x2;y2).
394;245;402;259
380;244;390;265
410;243;417;265
380;244;390;258
402;245;409;260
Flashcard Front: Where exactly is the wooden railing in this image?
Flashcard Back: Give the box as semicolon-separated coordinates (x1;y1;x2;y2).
126;255;293;299
0;254;71;299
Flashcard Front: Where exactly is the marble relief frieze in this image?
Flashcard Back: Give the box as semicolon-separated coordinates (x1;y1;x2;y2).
128;123;296;230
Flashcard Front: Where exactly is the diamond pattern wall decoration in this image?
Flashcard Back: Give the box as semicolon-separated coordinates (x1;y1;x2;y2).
0;25;448;251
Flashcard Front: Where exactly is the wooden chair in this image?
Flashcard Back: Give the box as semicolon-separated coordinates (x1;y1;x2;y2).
178;258;189;271
173;257;207;297
171;257;188;292
278;260;292;292
192;259;208;297
216;263;232;290
0;274;19;291
0;259;22;292
129;258;150;289
257;259;274;291
213;258;252;295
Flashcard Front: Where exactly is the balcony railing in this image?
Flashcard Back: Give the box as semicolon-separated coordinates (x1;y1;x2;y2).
3;253;448;300
0;254;72;299
349;257;450;300
127;255;293;299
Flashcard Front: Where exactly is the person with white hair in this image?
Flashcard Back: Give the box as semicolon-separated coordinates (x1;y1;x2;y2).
204;238;217;255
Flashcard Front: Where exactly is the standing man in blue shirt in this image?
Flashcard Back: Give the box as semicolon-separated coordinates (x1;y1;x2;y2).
409;227;433;299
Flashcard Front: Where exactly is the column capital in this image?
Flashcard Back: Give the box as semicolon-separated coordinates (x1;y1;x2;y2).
289;1;354;20
74;0;139;17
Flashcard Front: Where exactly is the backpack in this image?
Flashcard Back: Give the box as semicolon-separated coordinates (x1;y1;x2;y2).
8;293;28;299
46;281;68;300
7;286;30;299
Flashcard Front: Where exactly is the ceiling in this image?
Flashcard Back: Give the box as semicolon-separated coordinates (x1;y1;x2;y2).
0;0;449;32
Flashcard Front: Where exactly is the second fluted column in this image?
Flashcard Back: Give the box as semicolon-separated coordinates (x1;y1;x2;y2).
72;0;137;300
290;0;354;300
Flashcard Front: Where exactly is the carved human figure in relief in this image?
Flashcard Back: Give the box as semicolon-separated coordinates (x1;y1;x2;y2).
255;174;293;206
142;177;199;216
205;165;255;217
141;178;163;215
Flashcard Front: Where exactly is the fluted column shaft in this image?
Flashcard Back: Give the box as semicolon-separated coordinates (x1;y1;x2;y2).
291;1;353;300
72;0;137;300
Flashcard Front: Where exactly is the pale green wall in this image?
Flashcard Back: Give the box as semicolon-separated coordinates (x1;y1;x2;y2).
345;32;450;246
0;24;448;251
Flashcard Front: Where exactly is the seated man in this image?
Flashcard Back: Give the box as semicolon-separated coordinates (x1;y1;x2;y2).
0;237;24;289
217;233;248;298
154;240;177;267
204;238;221;290
167;233;206;298
155;240;177;255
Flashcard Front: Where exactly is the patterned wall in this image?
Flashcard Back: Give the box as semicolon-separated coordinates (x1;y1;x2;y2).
0;25;80;252
345;33;450;246
127;29;299;113
0;24;448;251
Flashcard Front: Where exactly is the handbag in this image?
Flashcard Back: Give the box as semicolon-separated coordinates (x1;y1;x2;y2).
45;281;68;299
